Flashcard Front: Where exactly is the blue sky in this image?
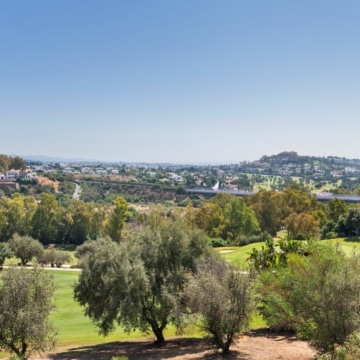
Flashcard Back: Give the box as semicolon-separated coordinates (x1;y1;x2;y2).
1;1;360;163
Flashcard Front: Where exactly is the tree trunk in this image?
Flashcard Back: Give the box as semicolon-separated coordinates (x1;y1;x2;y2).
147;319;165;343
8;342;26;360
21;341;28;359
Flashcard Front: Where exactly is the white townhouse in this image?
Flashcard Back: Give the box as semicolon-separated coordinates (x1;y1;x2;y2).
0;169;36;181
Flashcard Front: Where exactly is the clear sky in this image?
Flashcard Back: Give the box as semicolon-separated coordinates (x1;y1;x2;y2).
1;1;360;164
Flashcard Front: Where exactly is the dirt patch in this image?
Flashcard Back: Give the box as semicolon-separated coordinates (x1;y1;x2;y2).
29;330;317;360
37;176;59;192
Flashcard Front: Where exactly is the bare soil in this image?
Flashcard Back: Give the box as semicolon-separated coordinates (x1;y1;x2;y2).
37;176;59;192
30;330;317;360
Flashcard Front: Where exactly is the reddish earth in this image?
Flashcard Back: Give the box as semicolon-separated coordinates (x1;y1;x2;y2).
30;330;317;360
37;176;59;192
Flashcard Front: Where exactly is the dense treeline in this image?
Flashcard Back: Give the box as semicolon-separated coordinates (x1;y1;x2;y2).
0;154;26;172
0;193;104;244
1;186;360;246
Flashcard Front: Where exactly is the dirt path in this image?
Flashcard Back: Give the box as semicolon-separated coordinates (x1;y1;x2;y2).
29;330;317;360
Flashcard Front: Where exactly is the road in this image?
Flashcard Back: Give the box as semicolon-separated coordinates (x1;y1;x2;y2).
72;182;81;199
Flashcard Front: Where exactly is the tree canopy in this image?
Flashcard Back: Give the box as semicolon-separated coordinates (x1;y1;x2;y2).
0;267;57;359
185;255;254;353
74;218;210;343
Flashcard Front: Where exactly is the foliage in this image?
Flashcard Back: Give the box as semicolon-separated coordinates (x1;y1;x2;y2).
191;194;260;240
0;194;37;241
283;212;320;239
245;190;282;236
185;255;254;353
247;238;283;270
326;198;348;223
0;266;57;359
257;241;360;351
0;154;26;172
74;218;209;343
344;208;360;237
8;234;44;266
317;331;360;360
104;196;129;242
207;237;228;247
237;231;272;246
38;249;71;267
0;241;13;267
321;220;338;239
30;193;60;244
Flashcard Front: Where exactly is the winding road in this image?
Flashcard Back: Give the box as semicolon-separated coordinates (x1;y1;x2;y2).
72;182;81;199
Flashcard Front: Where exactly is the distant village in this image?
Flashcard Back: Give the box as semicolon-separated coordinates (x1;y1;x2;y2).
3;152;360;193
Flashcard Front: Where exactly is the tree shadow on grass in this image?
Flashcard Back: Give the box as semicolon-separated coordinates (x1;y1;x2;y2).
343;236;360;243
46;338;245;360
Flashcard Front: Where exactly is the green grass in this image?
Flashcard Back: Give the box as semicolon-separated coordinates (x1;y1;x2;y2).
50;270;198;347
214;242;265;268
326;237;360;256
1;244;270;358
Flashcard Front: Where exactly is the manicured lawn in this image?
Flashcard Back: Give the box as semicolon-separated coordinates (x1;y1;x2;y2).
50;270;196;347
1;247;270;358
327;237;360;256
215;242;265;268
52;239;360;347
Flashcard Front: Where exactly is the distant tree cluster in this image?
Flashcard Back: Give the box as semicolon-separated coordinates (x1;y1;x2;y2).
185;193;260;243
0;193;129;245
1;185;359;247
0;154;26;172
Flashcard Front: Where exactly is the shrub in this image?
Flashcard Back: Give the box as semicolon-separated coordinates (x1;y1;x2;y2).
237;232;272;246
317;331;360;359
257;241;360;351
207;237;228;247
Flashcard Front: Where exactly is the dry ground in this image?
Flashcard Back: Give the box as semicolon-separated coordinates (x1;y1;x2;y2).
37;176;60;192
30;330;317;360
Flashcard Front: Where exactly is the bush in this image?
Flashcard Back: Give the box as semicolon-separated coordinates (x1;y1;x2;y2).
317;331;360;359
294;233;307;240
38;249;71;268
257;241;360;351
185;256;254;353
237;232;272;246
207;237;228;247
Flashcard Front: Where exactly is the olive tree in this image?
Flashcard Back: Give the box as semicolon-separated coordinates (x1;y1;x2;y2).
185;256;254;353
8;234;43;266
0;266;57;359
0;242;13;268
74;220;209;343
38;249;71;268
